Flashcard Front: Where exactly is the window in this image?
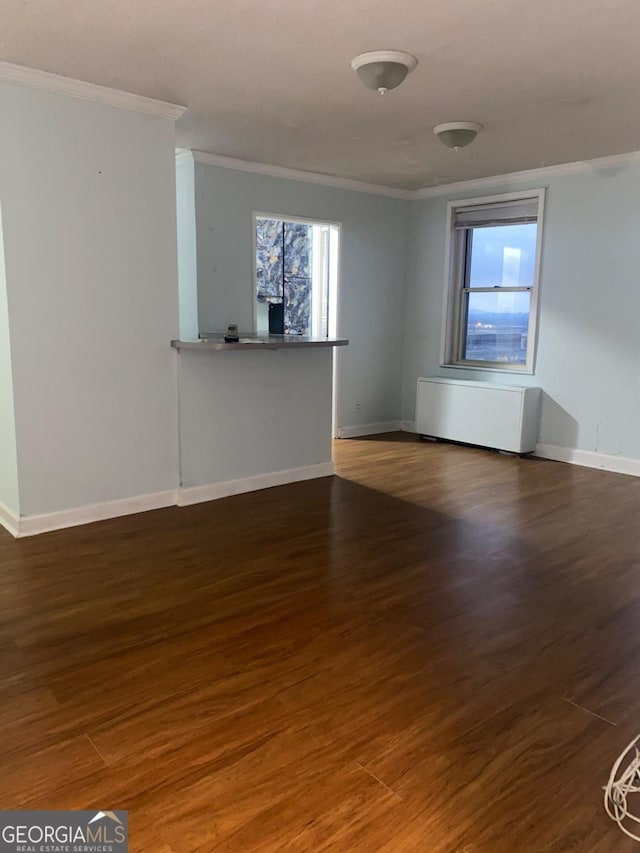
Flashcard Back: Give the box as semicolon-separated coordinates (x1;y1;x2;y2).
441;190;544;372
254;215;339;336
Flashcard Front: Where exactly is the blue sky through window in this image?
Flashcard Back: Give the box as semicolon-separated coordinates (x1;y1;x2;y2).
468;223;536;314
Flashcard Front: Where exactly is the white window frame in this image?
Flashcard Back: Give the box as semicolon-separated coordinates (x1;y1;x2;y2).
439;188;546;374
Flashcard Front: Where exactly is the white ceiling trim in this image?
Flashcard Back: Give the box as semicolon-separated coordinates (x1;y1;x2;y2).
191;148;640;201
413;150;640;199
192;150;414;200
0;60;186;120
175;148;194;166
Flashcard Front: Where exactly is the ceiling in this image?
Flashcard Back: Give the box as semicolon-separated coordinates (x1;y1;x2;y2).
2;0;640;190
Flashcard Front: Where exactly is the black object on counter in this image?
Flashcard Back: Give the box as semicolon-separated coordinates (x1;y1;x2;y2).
224;323;239;343
268;303;285;335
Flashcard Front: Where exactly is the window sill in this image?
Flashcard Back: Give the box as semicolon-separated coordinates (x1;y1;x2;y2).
440;362;535;376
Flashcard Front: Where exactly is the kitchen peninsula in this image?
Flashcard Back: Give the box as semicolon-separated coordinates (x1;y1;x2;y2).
173;335;348;506
171;334;349;351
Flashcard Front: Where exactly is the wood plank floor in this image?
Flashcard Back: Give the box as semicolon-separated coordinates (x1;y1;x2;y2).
2;433;640;851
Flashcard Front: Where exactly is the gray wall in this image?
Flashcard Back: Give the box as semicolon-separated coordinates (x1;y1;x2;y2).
178;347;333;488
4;78;636;525
402;160;640;459
0;82;180;516
194;162;411;430
0;197;19;516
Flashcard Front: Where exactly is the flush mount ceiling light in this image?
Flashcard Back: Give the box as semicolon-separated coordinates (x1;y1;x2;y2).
433;121;483;150
351;50;418;95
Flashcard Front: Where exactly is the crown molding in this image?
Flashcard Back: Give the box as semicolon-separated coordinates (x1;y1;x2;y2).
175;148;194;166
192;150;414;200
0;60;186;121
188;147;640;201
413;149;640;199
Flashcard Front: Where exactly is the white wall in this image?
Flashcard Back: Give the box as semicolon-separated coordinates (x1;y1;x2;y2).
194;162;410;430
0;197;19;517
6;73;638;532
402;159;640;460
178;347;333;489
0;82;180;517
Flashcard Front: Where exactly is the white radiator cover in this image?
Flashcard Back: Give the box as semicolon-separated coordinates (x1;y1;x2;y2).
416;377;541;453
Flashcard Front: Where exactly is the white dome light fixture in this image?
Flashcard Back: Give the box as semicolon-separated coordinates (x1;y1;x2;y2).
351;50;418;95
434;121;483;150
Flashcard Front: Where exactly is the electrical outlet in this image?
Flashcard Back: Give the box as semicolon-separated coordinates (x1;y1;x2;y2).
355;403;362;412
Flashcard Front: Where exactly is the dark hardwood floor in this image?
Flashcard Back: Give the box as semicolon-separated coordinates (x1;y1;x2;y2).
2;433;640;851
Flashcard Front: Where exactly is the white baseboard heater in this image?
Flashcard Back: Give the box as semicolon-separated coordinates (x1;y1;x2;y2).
416;377;541;454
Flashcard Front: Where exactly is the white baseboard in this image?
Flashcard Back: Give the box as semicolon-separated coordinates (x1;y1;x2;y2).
15;489;177;538
535;444;640;478
337;422;401;439
177;461;335;507
2;462;336;537
0;500;20;537
401;420;416;433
